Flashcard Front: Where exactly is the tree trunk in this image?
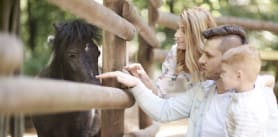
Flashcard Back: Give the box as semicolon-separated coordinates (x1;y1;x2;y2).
166;0;174;13
27;0;37;51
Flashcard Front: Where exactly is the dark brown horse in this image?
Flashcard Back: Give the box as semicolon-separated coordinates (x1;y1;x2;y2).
32;20;101;137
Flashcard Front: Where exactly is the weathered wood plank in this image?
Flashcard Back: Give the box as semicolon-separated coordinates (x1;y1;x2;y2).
47;0;136;40
101;0;127;137
158;11;278;33
0;77;134;114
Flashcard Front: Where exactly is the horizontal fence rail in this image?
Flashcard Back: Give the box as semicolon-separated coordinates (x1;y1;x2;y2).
153;49;278;62
47;0;136;41
158;11;278;33
0;77;134;115
123;1;160;48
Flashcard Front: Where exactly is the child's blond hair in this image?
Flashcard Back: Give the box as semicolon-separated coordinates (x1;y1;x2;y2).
222;45;261;82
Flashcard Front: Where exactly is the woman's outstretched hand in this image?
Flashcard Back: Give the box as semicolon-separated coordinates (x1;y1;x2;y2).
96;71;140;88
124;63;148;79
125;63;159;94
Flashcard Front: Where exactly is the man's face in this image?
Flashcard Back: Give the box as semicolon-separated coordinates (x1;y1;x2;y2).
220;63;239;91
198;38;222;80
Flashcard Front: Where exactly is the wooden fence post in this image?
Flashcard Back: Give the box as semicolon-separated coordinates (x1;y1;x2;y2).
101;0;128;137
0;33;24;137
0;116;9;137
137;0;160;129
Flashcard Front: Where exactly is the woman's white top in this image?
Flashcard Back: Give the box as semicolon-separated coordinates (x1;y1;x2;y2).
155;45;193;96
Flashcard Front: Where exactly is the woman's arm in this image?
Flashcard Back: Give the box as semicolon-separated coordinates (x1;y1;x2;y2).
124;63;160;95
125;45;181;97
125;45;192;97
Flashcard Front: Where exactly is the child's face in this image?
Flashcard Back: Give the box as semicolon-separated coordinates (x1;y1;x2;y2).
220;63;240;91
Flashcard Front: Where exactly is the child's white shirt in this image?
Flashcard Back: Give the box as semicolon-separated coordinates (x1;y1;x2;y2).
225;87;269;137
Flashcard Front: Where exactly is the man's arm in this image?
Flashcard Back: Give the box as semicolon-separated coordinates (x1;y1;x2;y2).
130;81;196;122
96;71;196;122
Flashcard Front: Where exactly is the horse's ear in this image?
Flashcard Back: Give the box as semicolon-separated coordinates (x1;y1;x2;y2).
53;23;62;32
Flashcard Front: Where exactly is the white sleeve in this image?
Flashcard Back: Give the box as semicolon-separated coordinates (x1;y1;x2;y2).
263;87;278;137
255;75;275;89
155;45;191;95
130;81;198;122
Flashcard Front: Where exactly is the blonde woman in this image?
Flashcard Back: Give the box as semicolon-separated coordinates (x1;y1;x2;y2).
97;25;278;137
126;7;217;96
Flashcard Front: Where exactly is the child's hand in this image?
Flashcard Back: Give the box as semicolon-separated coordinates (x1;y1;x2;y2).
96;71;140;88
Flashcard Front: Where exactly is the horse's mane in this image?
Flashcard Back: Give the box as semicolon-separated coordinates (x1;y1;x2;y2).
53;20;101;51
46;20;101;79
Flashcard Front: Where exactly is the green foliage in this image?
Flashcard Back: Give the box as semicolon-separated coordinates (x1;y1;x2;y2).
132;0;148;10
132;0;278;53
19;0;278;76
23;44;51;76
21;0;76;76
157;27;175;50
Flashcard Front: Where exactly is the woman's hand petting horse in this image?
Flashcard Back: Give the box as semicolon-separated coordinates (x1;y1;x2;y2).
96;70;140;89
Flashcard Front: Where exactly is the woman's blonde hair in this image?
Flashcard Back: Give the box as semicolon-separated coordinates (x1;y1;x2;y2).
176;7;216;82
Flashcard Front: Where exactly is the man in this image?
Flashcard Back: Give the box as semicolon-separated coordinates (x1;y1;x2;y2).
96;25;278;137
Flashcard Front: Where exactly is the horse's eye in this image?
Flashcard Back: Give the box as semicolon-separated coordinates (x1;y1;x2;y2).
68;54;76;58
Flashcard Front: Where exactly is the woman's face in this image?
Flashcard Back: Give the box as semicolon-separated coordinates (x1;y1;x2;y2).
175;21;186;50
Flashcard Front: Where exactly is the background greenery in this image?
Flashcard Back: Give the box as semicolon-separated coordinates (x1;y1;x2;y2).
19;0;278;77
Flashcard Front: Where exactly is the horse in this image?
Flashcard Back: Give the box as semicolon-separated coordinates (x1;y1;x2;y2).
32;20;101;137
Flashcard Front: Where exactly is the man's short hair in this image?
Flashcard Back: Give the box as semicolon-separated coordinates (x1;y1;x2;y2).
202;25;247;44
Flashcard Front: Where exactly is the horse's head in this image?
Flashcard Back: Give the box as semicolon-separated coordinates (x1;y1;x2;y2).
50;20;101;84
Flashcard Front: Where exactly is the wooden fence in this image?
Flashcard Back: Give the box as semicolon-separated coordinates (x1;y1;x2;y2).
1;0;278;137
